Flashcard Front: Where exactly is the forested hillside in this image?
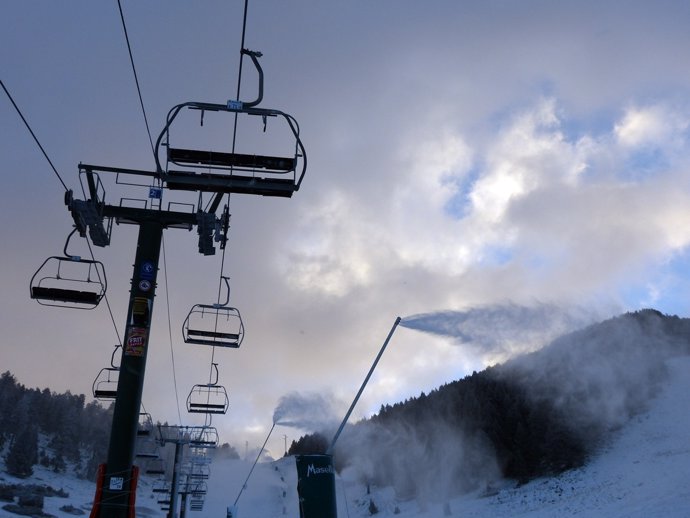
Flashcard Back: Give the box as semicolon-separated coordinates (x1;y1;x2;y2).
290;310;690;501
0;373;112;480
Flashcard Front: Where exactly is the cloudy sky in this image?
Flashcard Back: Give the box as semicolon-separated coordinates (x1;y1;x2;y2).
3;0;690;458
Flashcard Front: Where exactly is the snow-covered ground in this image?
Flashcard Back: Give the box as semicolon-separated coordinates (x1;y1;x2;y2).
3;356;690;518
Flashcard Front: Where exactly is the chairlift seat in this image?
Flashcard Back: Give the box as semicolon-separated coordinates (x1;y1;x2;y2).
165;170;297;198
187;402;227;414
31;286;102;305
169;147;296;173
93;388;118;400
186;329;240;348
187;329;240;340
152;482;170;494
135;452;159;459
190;441;216;449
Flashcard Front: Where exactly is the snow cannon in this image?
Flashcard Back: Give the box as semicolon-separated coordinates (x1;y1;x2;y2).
295;454;337;518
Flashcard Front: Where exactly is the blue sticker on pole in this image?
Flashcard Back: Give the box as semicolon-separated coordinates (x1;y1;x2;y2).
140;261;155;280
149;187;163;199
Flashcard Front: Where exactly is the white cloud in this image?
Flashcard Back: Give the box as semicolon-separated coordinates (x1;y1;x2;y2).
614;104;688;149
281;96;690;311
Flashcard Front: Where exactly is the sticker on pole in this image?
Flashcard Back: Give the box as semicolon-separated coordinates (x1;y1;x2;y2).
140;261;155;280
125;327;148;357
130;296;152;326
109;476;124;491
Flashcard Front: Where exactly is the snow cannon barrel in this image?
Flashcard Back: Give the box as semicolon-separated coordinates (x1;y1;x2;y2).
295;454;337;518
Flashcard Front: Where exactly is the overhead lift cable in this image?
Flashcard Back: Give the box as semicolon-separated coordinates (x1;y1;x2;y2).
3;79;123;346
86;237;121;345
188;0;254;415
162;236;184;424
1;79;69;191
116;0;156;162
116;0;185;423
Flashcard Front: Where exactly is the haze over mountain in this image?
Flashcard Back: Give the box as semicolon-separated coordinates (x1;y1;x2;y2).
2;309;689;517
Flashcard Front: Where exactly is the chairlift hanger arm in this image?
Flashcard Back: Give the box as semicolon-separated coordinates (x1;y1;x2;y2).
240;48;264;108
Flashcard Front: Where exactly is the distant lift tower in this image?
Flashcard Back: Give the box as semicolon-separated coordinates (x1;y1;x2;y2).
69;49;306;518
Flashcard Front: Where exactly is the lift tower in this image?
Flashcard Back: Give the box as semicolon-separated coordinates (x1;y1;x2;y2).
79;148;303;517
51;45;306;518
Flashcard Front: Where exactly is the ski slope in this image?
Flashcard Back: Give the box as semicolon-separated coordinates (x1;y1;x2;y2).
2;356;690;517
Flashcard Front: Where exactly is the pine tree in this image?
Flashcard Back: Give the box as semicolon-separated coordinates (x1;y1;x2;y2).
5;423;38;478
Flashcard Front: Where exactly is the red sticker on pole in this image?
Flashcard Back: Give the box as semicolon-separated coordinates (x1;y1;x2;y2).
125;327;148;356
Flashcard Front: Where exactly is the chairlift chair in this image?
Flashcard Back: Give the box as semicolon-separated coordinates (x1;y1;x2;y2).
186;363;229;415
152;481;170;494
189;482;208;498
187;448;211;464
186;463;210;481
137;412;154;437
155;49;306;199
30;229;107;310
145;457;166;476
92;367;119;400
135;436;160;459
189;426;219;448
182;277;244;348
186;383;229;415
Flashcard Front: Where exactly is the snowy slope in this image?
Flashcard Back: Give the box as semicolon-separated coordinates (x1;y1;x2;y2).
2;356;690;518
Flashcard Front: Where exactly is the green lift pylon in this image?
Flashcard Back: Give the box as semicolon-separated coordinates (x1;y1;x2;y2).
63;42;307;518
79;197;198;518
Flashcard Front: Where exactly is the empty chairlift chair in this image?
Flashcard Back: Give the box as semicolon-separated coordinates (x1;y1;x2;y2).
182;277;244;348
30;229;107;309
186;383;229;415
145;457;166;477
189;482;208;498
182;305;244;348
187;362;229;415
92;367;119;401
152;480;170;494
186;463;210;481
189;426;219;448
155;49;306;199
137;412;154;437
135;432;161;460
